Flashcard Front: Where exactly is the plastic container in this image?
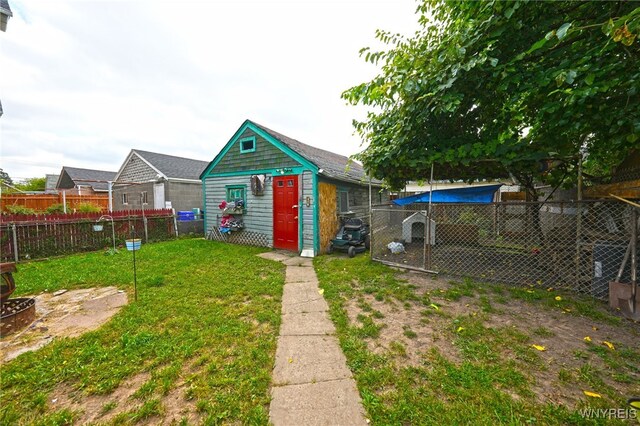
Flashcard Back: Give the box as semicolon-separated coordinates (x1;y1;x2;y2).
177;211;195;221
125;239;141;251
93;224;104;232
192;208;201;219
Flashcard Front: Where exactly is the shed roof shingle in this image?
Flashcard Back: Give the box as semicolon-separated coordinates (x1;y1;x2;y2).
133;150;208;181
250;121;378;185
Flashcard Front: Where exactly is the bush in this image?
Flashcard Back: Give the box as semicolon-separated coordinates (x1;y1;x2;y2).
4;205;36;215
45;203;67;214
75;202;102;213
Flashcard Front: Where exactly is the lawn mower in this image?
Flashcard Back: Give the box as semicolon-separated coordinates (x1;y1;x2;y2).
327;218;370;258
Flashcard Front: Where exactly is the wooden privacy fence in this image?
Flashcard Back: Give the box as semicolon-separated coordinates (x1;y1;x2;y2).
0;193;109;212
0;209;176;262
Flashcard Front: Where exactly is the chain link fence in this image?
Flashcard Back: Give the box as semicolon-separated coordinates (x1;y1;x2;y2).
371;200;639;299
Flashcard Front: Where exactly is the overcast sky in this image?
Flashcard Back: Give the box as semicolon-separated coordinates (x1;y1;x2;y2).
0;0;420;181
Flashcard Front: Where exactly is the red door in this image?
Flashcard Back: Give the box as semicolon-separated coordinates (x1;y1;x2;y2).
273;176;299;251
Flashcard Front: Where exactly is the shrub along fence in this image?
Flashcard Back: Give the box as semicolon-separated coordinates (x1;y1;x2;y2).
1;193;109;213
0;209;177;262
371;200;639;300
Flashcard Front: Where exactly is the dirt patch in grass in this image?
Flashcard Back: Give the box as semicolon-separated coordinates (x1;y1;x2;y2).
161;382;201;426
346;269;640;410
346;293;462;367
48;362;203;425
50;371;150;424
1;287;127;362
484;297;640;407
399;270;451;294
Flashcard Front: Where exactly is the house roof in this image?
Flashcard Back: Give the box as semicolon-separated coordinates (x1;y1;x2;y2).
0;0;12;32
130;149;209;181
45;174;59;193
250;121;380;186
58;167;117;191
0;0;11;15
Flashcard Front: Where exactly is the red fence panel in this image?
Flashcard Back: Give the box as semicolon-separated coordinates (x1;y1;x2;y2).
0;210;176;262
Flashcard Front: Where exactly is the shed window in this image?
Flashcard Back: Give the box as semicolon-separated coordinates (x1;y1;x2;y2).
339;191;349;213
239;136;256;153
141;191;148;205
226;185;246;203
122;193;128;205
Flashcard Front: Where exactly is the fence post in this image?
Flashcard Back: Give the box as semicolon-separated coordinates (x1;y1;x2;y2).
575;201;583;288
143;216;149;242
173;214;179;237
370;208;375;259
12;224;19;263
368;175;372;260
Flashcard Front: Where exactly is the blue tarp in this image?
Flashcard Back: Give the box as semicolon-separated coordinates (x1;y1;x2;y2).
392;184;503;205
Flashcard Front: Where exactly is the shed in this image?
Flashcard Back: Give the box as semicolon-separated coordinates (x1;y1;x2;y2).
113;149;208;212
200;120;387;256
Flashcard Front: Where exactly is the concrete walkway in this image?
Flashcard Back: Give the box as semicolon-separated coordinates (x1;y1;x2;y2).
259;252;368;426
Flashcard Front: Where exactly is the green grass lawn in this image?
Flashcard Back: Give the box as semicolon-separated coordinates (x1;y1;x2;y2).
314;255;640;425
1;239;284;425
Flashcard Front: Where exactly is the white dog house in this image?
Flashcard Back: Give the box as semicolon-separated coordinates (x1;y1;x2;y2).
402;212;436;244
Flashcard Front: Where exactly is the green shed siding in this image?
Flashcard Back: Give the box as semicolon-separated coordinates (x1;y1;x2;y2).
204;174;273;246
211;129;301;174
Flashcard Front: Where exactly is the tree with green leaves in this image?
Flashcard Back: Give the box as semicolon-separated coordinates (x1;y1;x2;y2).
0;168;12;186
343;1;640;196
15;177;47;192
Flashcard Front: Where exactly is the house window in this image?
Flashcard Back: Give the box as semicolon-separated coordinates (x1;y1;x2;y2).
226;185;246;203
141;191;148;205
339;191;349;213
122;193;128;205
239;136;256;153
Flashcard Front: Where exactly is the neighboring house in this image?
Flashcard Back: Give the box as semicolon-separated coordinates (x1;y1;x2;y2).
1;0;12;119
200;119;388;256
112;149;208;212
45;174;59;194
56;167;116;195
0;0;12;32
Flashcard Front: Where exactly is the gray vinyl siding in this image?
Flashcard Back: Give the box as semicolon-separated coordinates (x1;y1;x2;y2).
301;171;314;252
212;129;301;174
204;174;273;246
